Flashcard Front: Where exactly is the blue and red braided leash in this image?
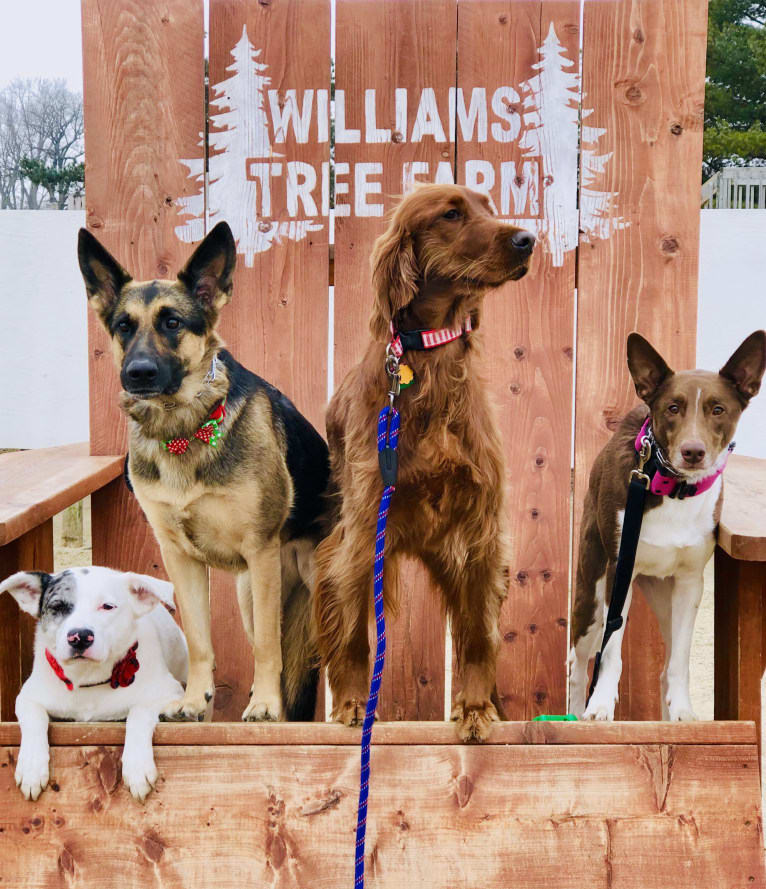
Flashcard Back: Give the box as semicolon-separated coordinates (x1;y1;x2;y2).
354;355;402;888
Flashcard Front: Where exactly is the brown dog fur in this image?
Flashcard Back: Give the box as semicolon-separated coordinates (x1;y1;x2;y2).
314;184;535;741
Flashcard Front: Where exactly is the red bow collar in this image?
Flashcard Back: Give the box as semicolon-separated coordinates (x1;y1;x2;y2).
163;400;227;456
45;643;140;691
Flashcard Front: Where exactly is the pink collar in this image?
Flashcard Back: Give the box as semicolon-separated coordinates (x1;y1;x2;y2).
45;643;140;691
634;417;733;499
389;316;472;358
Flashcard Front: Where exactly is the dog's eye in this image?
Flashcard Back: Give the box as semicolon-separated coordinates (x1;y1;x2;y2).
100;603;116;611
116;319;132;334
164;317;182;331
442;208;461;220
712;405;725;416
667;404;680;414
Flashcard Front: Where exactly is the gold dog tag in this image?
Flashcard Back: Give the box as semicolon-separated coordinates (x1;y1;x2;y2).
399;364;415;389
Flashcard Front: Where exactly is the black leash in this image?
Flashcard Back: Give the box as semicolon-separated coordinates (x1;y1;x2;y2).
586;435;651;705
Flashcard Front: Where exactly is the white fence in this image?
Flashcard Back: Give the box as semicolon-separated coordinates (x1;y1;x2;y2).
702;168;766;209
1;209;765;458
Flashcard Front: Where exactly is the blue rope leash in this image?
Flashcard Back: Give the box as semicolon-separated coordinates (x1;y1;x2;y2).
354;404;400;889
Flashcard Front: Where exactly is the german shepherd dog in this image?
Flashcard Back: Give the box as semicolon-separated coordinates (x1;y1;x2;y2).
78;222;329;722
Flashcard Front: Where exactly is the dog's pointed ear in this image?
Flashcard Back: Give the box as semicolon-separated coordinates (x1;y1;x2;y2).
627;333;674;403
369;214;419;341
0;571;50;616
78;228;132;325
177;222;236;314
720;330;766;405
125;573;175;616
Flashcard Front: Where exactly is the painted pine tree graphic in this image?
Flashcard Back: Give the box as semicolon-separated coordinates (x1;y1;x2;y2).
512;23;626;267
175;26;322;265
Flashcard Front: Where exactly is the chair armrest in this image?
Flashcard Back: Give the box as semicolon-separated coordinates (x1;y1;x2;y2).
718;454;766;561
0;444;124;547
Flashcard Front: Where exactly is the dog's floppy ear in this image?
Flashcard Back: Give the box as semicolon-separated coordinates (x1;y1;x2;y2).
627;333;674;403
0;571;51;616
78;228;132;325
177;221;236;314
125;573;176;616
719;330;766;405
369;214;419;341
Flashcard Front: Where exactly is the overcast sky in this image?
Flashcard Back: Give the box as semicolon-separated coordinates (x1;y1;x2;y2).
0;1;83;92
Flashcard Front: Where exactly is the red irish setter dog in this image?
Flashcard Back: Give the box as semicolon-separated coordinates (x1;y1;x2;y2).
314;184;535;741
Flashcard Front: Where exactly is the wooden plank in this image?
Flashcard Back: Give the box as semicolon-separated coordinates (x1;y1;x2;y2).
0;720;756;747
0;445;122;547
574;0;709;720
718;455;766;561
0;743;761;888
81;0;206;708
455;1;578;719
333;0;457;720
206;0;330;721
714;548;765;730
0;522;54;721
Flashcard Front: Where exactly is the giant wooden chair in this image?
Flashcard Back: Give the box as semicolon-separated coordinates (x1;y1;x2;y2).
1;1;765;886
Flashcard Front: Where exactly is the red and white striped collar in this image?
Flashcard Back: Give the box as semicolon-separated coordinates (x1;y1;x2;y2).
388;315;473;359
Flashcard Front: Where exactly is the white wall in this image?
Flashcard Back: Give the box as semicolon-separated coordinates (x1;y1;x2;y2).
0;210;88;448
0;209;764;454
698;210;766;458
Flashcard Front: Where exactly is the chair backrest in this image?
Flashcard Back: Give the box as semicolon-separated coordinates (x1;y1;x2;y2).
81;0;708;721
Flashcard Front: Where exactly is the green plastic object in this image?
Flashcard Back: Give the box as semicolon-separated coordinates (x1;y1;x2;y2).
532;714;578;721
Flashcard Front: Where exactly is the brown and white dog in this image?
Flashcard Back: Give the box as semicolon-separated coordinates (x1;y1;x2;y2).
314;184;535;742
570;331;766;721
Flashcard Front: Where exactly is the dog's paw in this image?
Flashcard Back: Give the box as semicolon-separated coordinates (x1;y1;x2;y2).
332;698;370;727
15;744;50;801
451;697;499;743
582;698;615;721
122;752;158;802
163;688;214;722
668;705;697;722
242;691;282;722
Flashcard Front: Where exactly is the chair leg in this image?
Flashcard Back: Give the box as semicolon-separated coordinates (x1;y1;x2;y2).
714;547;765;728
0;520;54;720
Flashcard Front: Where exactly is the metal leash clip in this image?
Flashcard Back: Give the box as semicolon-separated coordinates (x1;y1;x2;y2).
629;436;652;489
385;344;401;406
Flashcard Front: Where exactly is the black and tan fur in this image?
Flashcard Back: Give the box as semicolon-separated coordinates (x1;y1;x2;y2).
78;222;329;722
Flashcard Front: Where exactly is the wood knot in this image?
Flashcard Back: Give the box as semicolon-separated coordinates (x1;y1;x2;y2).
624;85;643;104
670;123;683;136
513;346;526;360
530;508;540;519
503;630;517;642
498;13;508;24
259;221;272;233
633;28;645;42
528;623;538;634
534;453;545;467
534;690;547;704
455;774;474;808
513;174;524;187
509;383;521;395
441;150;450;158
541;570;552;581
156;263;168;276
58;847;75;878
557;617;568;628
661;237;679;254
563;346;573;360
142;830;166;863
391;131;404;143
417;673;429;687
543;175;554;186
516;571;528;584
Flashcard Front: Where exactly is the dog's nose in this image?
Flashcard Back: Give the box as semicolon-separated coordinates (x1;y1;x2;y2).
680;441;706;466
511;230;536;255
67;628;95;653
125;358;159;386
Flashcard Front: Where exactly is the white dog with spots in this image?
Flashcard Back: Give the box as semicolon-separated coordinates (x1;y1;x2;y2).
1;567;188;801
